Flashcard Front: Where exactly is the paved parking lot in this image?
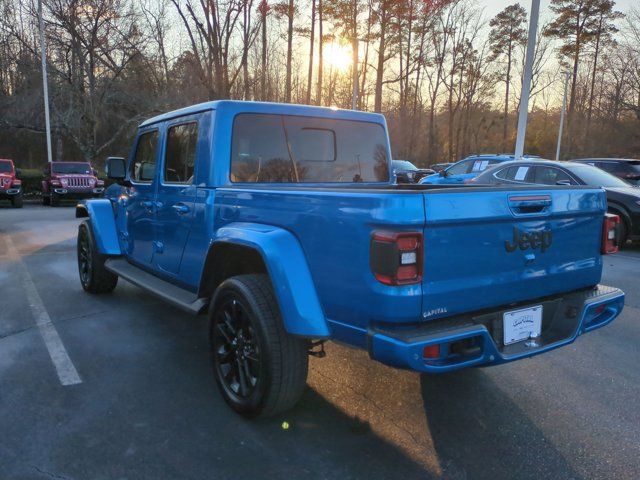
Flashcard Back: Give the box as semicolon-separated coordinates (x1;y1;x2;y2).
1;204;639;480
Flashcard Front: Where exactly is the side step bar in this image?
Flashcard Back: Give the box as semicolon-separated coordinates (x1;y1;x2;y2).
105;258;208;314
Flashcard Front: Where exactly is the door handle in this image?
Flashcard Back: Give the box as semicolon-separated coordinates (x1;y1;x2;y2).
508;194;552;216
172;203;190;215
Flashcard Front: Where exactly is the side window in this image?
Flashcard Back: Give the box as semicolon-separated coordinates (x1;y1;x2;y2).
532;166;574;185
495;166;517;180
231;114;292;182
164;122;198;184
598;162;615;173
471;159;498;173
131;130;159;183
495;165;530;181
447;160;472;175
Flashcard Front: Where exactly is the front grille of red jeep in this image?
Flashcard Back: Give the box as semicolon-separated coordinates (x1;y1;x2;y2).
66;177;91;188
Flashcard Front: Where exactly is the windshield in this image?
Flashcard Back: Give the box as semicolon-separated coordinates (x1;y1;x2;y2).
393;160;417;171
567;164;631;187
0;161;13;173
52;162;92;174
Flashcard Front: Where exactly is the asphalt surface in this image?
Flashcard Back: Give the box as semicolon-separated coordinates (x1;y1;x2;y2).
1;204;639;480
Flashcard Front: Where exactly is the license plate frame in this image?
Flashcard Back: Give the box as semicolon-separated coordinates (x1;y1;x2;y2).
503;305;543;346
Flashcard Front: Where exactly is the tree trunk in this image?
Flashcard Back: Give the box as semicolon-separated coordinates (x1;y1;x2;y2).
261;9;267;100
359;1;372;109
503;43;512;152
586;11;603;142
316;0;323;105
374;5;387;113
306;0;316;105
285;0;294;103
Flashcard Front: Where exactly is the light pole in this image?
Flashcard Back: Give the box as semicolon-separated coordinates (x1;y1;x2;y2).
555;71;571;161
514;0;541;160
38;0;53;163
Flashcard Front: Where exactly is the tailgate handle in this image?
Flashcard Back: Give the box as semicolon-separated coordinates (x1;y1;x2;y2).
508;195;551;215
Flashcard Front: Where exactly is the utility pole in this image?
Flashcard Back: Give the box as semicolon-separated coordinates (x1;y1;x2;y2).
555;71;571;161
514;0;540;160
38;0;53;163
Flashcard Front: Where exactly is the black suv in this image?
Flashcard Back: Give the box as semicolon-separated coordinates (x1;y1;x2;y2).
572;158;640;186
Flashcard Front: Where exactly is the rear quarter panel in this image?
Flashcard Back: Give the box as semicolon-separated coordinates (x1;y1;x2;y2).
212;188;426;331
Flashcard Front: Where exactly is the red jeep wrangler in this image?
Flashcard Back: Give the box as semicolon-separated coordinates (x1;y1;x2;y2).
42;161;104;206
0;159;23;208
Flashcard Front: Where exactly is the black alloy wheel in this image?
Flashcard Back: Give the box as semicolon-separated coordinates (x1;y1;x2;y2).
212;296;262;402
209;274;308;418
78;224;93;288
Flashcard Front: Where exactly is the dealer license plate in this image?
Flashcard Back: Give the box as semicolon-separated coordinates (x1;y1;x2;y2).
503;305;542;345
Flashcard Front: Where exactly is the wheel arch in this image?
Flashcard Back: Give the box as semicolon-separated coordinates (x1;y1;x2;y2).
75;199;121;256
199;223;329;338
607;201;631;229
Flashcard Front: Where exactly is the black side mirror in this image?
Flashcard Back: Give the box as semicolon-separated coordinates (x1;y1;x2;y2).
15;168;22;176
105;157;127;184
439;169;448;177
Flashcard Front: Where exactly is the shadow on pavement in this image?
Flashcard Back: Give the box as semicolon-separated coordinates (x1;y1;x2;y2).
420;370;582;480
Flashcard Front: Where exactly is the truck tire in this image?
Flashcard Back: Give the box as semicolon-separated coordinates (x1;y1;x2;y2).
11;193;23;208
50;193;60;207
77;220;118;293
42;194;50;206
209;274;309;418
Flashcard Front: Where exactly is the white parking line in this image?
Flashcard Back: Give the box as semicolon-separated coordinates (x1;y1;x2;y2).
5;236;82;386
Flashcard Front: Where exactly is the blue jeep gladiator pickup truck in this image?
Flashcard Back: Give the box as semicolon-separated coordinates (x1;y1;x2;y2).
76;100;624;418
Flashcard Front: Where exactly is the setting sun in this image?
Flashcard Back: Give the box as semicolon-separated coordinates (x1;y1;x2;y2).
323;42;352;72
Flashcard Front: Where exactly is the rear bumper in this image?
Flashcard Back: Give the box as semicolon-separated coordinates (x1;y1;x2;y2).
368;285;624;373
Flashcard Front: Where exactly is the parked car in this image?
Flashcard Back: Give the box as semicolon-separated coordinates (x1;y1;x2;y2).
42;161;104;206
429;162;454;173
470;159;640;244
392;160;434;184
419;154;539;185
0;158;23;208
572;158;640;186
76;101;623;418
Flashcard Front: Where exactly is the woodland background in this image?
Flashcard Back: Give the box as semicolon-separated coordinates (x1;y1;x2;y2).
1;0;639;170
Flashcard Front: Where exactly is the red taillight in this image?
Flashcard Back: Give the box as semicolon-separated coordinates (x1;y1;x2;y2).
594;304;606;315
370;231;423;285
423;344;440;359
601;213;620;254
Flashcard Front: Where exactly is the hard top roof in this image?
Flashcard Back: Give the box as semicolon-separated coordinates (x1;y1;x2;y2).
139;100;387;128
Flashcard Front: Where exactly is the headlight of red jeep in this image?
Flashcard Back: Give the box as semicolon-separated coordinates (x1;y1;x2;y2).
2;178;10;185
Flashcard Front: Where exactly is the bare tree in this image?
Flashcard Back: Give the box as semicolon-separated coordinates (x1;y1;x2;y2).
489;3;527;151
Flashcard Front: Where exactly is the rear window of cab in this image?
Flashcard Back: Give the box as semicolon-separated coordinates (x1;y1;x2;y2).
230;114;389;183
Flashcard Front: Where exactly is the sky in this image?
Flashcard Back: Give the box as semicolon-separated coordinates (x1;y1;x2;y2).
483;0;636;21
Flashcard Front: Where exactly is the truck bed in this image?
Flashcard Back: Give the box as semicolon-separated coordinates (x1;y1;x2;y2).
211;183;607;330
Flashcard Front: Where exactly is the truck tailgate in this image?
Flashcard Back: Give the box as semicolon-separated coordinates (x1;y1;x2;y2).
421;187;606;320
